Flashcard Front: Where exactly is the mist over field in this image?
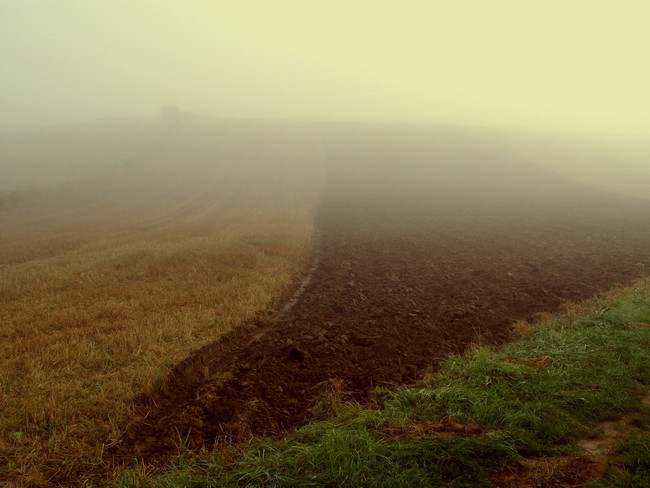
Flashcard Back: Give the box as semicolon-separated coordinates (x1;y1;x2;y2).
1;118;649;211
2;1;649;202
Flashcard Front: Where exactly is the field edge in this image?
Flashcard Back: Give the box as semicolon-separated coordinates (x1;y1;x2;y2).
111;278;650;487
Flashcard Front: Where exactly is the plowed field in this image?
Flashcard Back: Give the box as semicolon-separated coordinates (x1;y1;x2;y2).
113;126;650;463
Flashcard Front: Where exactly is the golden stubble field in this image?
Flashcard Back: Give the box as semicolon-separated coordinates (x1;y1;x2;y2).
0;117;326;486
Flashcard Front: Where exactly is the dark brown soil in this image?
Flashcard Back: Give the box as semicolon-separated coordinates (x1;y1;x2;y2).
110;126;650;464
492;456;604;487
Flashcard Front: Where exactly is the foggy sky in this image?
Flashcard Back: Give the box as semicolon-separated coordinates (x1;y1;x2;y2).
2;1;650;137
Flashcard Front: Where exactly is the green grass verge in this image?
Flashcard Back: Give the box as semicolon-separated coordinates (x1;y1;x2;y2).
112;282;650;487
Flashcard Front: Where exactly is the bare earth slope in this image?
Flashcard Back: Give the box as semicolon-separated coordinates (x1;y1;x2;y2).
113;123;650;463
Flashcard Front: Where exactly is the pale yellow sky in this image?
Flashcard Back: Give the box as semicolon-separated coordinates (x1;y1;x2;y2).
2;1;649;136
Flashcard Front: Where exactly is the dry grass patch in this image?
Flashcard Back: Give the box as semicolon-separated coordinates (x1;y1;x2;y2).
510;319;535;339
382;421;484;442
0;118;326;486
1;224;314;486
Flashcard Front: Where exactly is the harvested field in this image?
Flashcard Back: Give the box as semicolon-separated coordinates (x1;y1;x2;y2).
113;124;650;463
0;118;324;486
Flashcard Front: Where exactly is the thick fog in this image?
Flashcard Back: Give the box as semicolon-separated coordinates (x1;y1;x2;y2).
2;1;649;138
2;2;649;203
